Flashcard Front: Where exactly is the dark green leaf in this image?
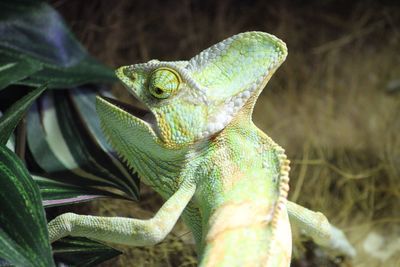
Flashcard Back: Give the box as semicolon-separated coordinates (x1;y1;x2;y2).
33;174;122;207
52;237;121;267
0;145;55;267
0;1;116;89
0;84;46;145
0;51;42;90
17;57;117;89
26;88;139;206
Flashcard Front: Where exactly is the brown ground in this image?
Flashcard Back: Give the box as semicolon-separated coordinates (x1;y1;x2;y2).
52;0;400;266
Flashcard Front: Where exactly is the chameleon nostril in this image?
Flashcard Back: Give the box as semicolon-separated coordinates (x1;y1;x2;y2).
123;68;136;80
122;67;130;76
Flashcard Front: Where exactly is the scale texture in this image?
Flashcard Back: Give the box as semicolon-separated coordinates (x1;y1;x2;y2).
48;32;355;266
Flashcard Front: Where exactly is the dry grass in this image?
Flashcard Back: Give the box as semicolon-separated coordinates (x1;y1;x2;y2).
52;0;400;266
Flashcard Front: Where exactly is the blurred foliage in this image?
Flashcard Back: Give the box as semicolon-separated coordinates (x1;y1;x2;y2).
0;0;140;205
0;0;115;88
0;0;140;265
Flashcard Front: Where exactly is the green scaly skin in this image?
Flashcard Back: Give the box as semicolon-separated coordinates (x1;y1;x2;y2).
48;32;355;266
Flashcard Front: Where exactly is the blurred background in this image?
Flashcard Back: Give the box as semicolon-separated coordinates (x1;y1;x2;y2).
50;0;400;266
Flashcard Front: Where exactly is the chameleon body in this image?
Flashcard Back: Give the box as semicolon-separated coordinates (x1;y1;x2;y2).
48;32;355;266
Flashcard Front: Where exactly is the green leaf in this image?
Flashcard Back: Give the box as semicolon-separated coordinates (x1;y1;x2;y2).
52;237;122;267
18;57;116;89
0;1;116;89
26;88;140;206
0;84;46;145
0;145;55;267
0;51;42;90
33;174;122;207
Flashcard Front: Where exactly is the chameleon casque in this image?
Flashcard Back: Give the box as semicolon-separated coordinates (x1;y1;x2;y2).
48;32;355;266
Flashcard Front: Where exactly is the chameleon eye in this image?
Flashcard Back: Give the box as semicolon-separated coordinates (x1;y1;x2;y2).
148;68;181;99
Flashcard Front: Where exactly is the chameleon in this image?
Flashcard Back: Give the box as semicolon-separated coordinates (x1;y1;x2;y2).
48;31;355;266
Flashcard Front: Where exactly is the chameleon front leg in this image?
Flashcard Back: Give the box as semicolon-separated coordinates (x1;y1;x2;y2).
287;201;356;258
48;182;196;246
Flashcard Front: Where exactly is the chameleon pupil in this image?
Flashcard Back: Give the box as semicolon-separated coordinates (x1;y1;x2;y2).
155;87;163;95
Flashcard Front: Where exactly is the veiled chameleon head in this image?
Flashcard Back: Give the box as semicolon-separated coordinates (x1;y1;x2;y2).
100;32;287;149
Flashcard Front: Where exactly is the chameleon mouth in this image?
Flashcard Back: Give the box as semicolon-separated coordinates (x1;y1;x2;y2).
96;96;158;136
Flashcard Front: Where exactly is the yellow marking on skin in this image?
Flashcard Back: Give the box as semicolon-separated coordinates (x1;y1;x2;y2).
211;149;244;191
204;223;273;267
266;207;292;267
173;116;192;138
264;156;291;266
209;130;248;191
221;168;244;191
206;200;274;242
203;234;228;267
203;208;291;266
157;115;172;142
156;112;193;147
